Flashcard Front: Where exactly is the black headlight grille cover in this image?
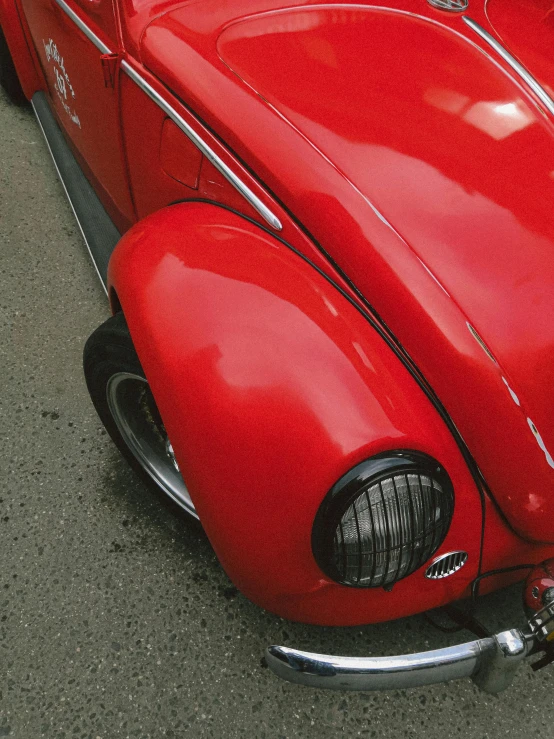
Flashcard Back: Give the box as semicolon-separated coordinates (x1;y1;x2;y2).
313;453;454;588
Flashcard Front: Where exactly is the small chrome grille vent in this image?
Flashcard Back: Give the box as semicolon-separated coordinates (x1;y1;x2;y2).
427;0;468;12
425;551;468;579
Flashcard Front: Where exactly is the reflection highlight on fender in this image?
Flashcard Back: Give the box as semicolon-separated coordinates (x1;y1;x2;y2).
424;88;534;140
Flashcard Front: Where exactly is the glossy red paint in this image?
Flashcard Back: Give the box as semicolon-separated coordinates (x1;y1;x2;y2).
0;0;43;97
137;1;554;543
107;202;490;624
117;55;338;275
159;117;203;189
21;0;135;224
486;0;554;92
524;558;554;613
72;0;118;42
5;0;554;624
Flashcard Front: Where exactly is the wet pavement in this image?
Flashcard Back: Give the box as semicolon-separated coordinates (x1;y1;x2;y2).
1;87;553;738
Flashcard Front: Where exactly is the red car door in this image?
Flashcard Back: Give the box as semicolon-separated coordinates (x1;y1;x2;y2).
20;0;134;227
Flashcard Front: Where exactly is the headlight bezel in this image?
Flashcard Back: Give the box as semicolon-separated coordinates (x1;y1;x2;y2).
312;451;455;589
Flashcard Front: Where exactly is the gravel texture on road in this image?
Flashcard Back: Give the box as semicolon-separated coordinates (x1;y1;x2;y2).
1;87;552;739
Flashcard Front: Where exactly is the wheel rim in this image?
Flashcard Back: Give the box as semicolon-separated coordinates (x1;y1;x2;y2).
106;372;198;519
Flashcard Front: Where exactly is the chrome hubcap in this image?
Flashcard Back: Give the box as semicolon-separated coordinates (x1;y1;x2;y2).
106;372;198;519
166;438;180;472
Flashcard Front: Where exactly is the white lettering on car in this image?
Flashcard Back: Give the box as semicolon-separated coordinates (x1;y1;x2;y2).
43;39;81;128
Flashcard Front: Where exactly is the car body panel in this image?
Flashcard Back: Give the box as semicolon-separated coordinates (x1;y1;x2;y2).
20;0;135;224
5;0;554;624
107;202;491;624
137;1;554;542
485;0;554;94
0;0;43;97
107;202;554;622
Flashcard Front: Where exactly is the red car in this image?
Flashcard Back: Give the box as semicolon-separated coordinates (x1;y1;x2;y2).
2;0;554;693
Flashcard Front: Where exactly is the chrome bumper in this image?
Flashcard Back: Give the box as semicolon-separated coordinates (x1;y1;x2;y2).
266;601;554;693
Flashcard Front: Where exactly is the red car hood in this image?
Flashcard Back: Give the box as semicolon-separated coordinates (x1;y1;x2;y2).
137;0;554;542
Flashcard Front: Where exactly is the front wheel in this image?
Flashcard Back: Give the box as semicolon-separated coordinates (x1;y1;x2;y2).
84;312;198;521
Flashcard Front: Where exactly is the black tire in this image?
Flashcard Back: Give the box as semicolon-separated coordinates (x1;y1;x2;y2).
84;312;199;522
0;27;27;105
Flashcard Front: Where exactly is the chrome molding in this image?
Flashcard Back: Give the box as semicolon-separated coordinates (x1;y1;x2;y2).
463;17;554;117
266;628;531;693
121;61;283;231
54;0;111;54
266;573;554;693
52;0;282;231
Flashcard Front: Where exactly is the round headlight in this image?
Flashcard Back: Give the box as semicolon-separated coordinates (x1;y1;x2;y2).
312;452;454;588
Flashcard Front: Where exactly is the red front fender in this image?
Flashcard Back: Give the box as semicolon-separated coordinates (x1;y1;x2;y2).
107;202;484;625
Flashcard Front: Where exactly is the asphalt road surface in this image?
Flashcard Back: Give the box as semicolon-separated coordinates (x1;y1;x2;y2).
1;87;552;739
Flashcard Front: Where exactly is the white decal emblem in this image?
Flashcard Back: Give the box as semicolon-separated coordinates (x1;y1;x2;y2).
43;39;81;128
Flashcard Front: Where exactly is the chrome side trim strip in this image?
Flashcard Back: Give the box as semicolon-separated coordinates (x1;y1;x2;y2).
121;61;283;231
53;1;282;230
54;0;112;54
463;17;554;117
